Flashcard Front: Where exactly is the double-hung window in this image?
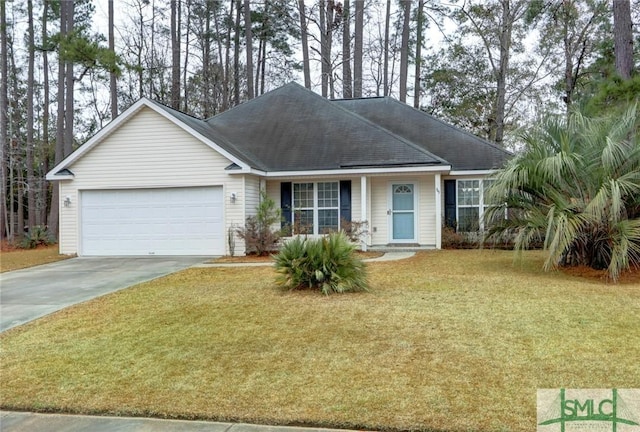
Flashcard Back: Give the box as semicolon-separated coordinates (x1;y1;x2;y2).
293;183;314;234
293;182;340;234
457;180;481;232
456;179;497;232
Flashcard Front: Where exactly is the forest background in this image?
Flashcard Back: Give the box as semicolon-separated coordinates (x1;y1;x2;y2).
0;0;638;241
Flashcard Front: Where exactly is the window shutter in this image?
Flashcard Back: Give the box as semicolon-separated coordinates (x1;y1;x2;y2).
340;180;352;226
444;180;457;230
280;182;292;233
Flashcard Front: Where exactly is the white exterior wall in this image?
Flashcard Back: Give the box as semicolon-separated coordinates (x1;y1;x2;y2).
265;175;437;247
369;175;436;247
231;175;262;254
58;107;246;255
243;176;262;217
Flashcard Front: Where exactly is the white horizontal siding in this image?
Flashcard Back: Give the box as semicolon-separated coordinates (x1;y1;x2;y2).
230;175;261;255
369;175;436;247
419;176;436;246
59;107;246;255
369;177;389;245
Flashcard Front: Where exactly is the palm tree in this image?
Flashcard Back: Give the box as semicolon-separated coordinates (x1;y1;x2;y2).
485;104;640;281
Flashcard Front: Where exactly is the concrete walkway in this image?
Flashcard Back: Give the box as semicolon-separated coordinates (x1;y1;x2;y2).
193;251;416;268
0;411;367;432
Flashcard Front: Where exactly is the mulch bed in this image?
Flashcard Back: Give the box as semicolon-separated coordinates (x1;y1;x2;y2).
561;265;640;284
212;250;383;263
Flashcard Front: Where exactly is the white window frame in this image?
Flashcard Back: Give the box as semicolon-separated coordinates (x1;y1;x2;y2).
293;181;340;235
456;179;493;232
387;181;419;243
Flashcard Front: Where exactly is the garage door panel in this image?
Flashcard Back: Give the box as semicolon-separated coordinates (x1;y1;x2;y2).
81;187;223;256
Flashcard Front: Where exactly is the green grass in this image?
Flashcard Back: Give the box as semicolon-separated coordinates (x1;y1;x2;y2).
1;250;638;431
0;245;70;272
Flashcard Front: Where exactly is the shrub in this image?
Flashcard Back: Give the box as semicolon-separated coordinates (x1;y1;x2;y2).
484;105;640;281
20;225;56;249
340;217;368;242
274;231;369;295
236;191;281;255
441;225;466;249
441;225;484;249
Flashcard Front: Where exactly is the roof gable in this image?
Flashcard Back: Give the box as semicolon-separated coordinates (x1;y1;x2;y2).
333;97;512;171
46;98;251;180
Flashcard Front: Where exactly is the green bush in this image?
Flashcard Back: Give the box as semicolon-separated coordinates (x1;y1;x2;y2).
274;231;368;295
20;225;56;249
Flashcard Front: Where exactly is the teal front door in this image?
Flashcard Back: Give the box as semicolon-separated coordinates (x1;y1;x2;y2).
390;183;416;242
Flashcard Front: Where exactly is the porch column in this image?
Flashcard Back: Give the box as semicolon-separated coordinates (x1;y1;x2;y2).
435;173;442;249
360;175;368;251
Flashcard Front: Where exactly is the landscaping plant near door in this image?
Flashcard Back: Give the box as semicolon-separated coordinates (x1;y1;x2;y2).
236;191;282;255
274;232;368;295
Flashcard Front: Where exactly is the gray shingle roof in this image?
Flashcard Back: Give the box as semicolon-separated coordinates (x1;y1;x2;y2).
204;82;447;171
145;82;509;172
333;96;512;170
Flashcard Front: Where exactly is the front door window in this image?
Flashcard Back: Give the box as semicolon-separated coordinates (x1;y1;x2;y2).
391;183;415;241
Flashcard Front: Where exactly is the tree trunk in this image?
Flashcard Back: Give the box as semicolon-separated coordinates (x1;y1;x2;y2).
383;0;391;96
563;2;574;110
244;0;254;100
233;0;241;105
413;0;424;108
41;0;49;226
222;0;233;111
49;0;69;237
613;0;633;79
137;3;144;98
213;2;227;112
260;35;266;94
493;0;511;146
320;0;328;97
171;0;181;109
26;0;36;228
298;0;311;89
182;0;190;111
353;0;363;97
342;0;352;98
255;35;263;94
0;0;8;240
399;0;411;102
326;2;335;99
63;1;74;157
203;0;212;116
253;1;269;96
109;0;117;119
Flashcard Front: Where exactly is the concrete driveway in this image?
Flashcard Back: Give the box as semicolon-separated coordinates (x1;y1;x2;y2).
0;256;208;332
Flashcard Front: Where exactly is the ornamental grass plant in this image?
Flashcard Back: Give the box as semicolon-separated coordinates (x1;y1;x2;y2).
274;231;368;294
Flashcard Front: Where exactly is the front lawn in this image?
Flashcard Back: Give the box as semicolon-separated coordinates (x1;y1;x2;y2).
0;244;70;272
1;250;638;431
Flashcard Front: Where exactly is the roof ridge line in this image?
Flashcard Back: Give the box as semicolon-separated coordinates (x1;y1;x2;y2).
143;97;203;121
328;96;451;165
204;82;305;121
383;97;513;156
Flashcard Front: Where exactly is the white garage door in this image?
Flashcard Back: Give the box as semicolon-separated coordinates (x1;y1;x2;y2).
81;187;224;256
